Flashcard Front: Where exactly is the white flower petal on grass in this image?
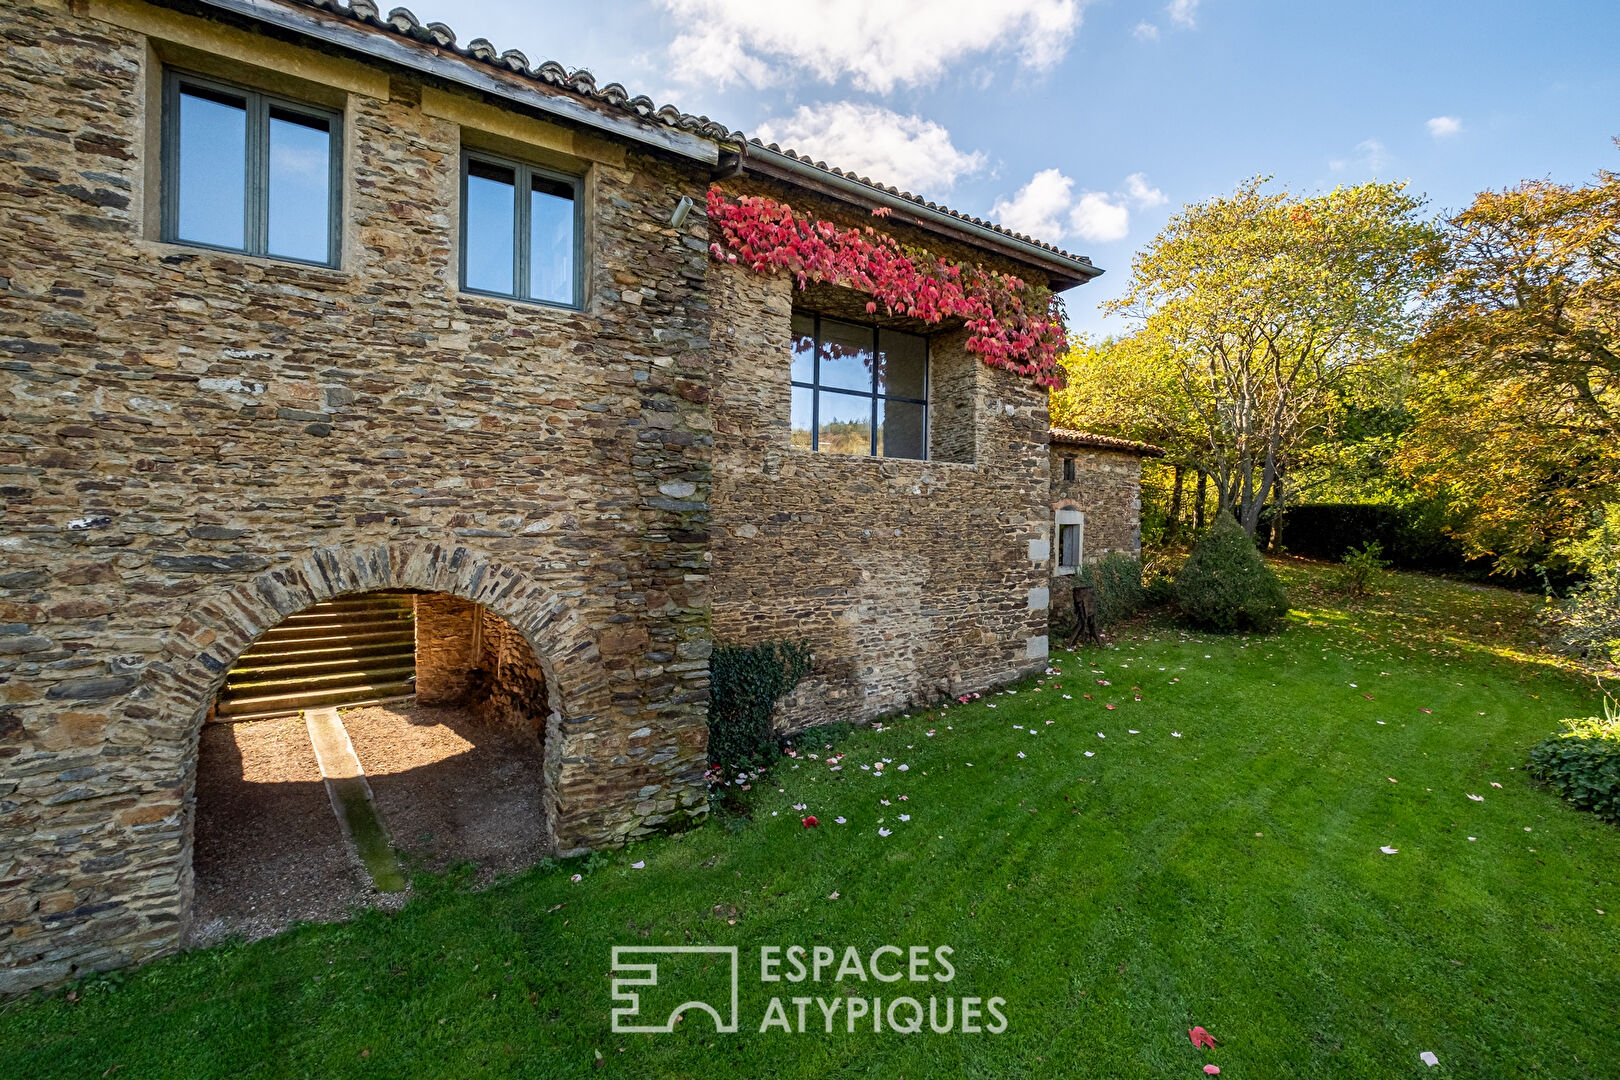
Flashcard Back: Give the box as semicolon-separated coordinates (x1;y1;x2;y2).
899;814;910;821
878;828;892;838
1171;732;1182;738
1467;794;1484;802
987;703;997;709
1467;836;1476;841
835;816;847;824
1063;694;1072;700
1490;782;1502;788
1421;1051;1439;1067
898;764;909;771
1097;732;1105;739
632;860;646;868
1018;752;1026;759
1128;729;1140;735
1380;846;1398;855
793;803;807;810
1084;751;1095;757
570;873;582;882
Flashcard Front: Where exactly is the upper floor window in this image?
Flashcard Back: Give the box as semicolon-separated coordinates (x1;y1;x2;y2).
161;71;341;266
460;150;583;308
790;312;927;460
1062;456;1076;481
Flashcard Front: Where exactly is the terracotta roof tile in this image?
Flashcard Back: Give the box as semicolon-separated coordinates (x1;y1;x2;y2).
1048;428;1166;457
749;140;1095;269
271;2;1091;271
291;0;745;143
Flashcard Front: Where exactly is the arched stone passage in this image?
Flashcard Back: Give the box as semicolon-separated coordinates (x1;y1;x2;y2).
3;540;711;991
140;543;605;940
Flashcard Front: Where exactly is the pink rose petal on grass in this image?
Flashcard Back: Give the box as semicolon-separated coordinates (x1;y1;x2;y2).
1205;1067;1221;1076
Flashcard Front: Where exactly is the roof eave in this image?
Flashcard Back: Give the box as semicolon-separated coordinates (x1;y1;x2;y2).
739;144;1104;291
180;0;725;164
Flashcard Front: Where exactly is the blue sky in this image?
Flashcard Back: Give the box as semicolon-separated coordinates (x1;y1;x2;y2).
403;0;1620;336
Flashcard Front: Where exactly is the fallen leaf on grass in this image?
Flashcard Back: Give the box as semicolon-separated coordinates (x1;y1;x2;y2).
1189;1026;1218;1049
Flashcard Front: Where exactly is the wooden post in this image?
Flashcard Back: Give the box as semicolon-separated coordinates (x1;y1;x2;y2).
1066;581;1101;649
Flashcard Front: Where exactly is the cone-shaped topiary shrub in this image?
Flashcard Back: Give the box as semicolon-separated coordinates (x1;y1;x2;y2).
1174;513;1290;632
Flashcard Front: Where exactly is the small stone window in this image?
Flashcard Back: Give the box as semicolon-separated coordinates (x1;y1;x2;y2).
789;311;928;460
459;150;584;308
161;70;342;267
1055;509;1084;574
1062;456;1076;481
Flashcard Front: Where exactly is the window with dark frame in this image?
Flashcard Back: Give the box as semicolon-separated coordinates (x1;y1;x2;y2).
789;311;928;460
1058;522;1082;569
161;70;342;267
1062;457;1076;481
460;149;583;308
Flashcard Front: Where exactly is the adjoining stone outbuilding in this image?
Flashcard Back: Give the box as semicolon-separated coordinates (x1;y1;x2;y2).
0;0;1144;991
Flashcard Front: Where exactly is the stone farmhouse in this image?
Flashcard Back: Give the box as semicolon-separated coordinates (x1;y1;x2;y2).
0;0;1160;991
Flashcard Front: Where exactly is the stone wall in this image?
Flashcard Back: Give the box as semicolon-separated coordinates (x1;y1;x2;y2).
471;611;550;737
708;178;1055;730
1049;446;1147;564
0;0;714;992
414;593;480;706
1048;446;1145;626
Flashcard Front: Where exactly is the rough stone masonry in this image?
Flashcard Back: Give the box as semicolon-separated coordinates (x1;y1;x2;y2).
0;0;1135;992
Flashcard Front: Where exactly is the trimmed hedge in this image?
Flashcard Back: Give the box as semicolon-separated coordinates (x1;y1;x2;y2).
1175;514;1289;633
1263;503;1478;575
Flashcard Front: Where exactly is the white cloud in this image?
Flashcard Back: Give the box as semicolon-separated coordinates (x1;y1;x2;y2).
1069;192;1130;242
991;168;1076;240
756;103;986;195
1330;137;1390;174
1166;0;1199;29
1426;115;1462;138
990;169;1140;244
1124;172;1167;208
1133;21;1160;41
659;0;1083;93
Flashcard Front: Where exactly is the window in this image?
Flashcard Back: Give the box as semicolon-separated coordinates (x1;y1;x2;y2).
1055;509;1084;573
460;150;583;308
789;311;928;459
161;71;341;266
1062;457;1076;481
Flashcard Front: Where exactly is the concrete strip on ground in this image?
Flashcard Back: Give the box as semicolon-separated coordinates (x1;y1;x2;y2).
304;707;407;893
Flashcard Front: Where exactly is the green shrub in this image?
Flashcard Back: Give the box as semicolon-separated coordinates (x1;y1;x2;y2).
1143;571;1177;607
1174;513;1290;633
1079;553;1146;628
707;640;813;771
1527;707;1620;824
1337;541;1390;598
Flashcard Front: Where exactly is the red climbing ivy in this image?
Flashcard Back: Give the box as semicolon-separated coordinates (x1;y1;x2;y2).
706;188;1068;388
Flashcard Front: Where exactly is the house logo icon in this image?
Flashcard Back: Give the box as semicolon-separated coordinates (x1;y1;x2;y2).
610;946;740;1034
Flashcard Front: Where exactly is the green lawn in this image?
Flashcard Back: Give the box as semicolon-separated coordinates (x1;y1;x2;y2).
2;561;1617;1079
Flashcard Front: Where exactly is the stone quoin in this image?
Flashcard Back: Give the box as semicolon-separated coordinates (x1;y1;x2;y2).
0;0;1149;992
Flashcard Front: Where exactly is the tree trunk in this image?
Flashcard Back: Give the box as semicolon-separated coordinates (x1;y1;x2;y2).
1266;470;1287;551
1194;470;1207;530
1166;465;1185;544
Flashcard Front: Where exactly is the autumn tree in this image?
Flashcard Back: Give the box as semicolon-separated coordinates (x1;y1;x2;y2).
1399;156;1620;571
1105;178;1439;536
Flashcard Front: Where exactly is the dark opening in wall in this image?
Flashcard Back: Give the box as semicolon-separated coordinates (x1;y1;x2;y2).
190;590;553;946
